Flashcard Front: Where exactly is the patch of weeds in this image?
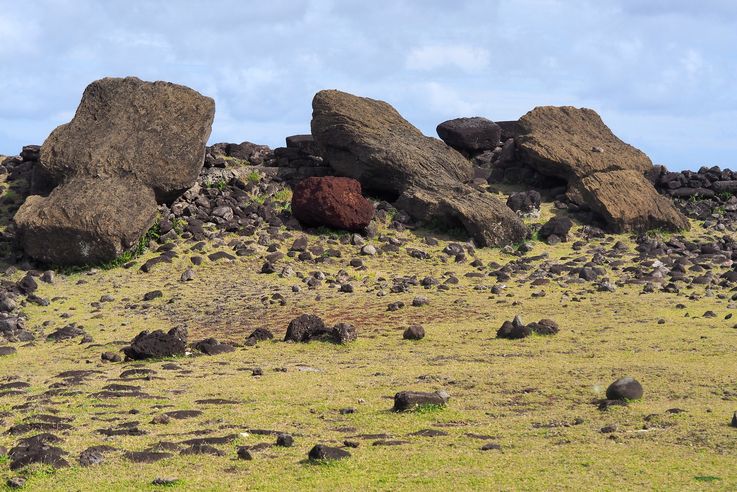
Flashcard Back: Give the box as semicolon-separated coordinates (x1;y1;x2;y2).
152;478;184;487
0;454;8;465
313;226;349;238
413;403;446;414
273;188;292;205
20;464;57;479
644;227;672;240
172;217;188;235
273;188;292;213
99;221;161;270
205;178;228;191
222;155;250;167
205;179;228;191
717;191;733;201
303;458;347;468
250;194;267;206
246;170;261;183
714;205;726;216
694;476;721;483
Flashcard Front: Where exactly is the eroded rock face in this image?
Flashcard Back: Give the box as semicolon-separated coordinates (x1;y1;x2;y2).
14;77;215;265
513;106;689;233
291;176;374;231
311;90;527;247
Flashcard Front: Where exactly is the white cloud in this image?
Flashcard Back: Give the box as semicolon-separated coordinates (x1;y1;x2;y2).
406;44;490;72
421;82;478;116
0;0;735;170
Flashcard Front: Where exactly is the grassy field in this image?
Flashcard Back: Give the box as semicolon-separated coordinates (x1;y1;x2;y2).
1;168;737;490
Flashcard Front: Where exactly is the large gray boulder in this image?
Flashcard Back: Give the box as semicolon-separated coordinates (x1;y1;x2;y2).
310;90;526;247
513;106;689;232
14;77;215;265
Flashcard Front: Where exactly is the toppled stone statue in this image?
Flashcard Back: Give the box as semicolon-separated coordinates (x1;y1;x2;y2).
310;90;527;247
501;106;689;233
14;77;215;265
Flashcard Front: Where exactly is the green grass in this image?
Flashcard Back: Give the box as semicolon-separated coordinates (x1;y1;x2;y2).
205;179;228;191
313;226;350;238
412;404;446;414
100;221;161;270
717;191;733;201
246;170;261;183
2;202;737;490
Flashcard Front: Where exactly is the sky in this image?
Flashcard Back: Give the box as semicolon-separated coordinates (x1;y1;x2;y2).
1;0;735;171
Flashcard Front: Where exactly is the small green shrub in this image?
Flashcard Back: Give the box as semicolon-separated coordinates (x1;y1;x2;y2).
247;170;261;183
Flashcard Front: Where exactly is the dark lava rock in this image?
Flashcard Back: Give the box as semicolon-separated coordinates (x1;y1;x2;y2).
387;301;405;312
9;434;69;470
78;446;114;467
308;444;351;461
143;290;163;301
331;323;357;344
496;316;532;339
506;191;541;214
122;327;187;360
46;324;86;342
292;176;374;231
180;444;224;456
0;346;17;356
393;390;449;411
412;296;429;307
124;451;172;463
284;314;328;343
193;338;236;355
164;410;203;420
480;442;502;451
436;117;502;152
236;447;253;460
403;325;425;340
152;478;180;486
538;216;573;242
246;327;274;345
276;434;294;447
409;429;448;437
606;377;644;401
101;351;122;363
527;319;560;335
208;251;235;262
17;274;38;294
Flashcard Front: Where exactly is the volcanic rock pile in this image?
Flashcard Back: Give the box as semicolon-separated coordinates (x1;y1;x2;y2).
648;165;737;229
6;82;706;269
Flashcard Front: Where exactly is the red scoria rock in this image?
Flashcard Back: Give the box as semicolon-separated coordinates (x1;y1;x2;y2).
291;176;374;231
